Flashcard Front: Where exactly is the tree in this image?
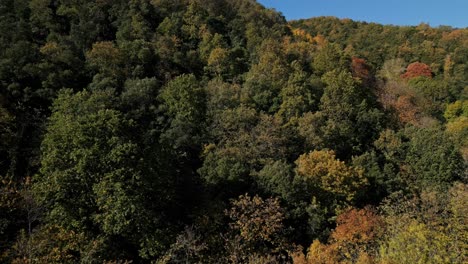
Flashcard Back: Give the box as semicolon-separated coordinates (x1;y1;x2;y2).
205;78;241;114
0;106;15;177
401;62;433;80
295;150;368;205
373;126;464;193
379;184;468;264
158;74;206;152
242;40;290;113
7;224;90;264
0;177;23;258
200;107;292;189
402;126;464;190
407;77;450;116
444;100;468;122
394;94;422;125
446;116;468;160
35;89;179;260
312;43;349;75
379;220;452;264
278;62;322;120
377;58;406;82
86;41;124;79
225;194;290;262
37;41;84;96
255;161;296;202
311;70;386;158
351;57;373;86
307;207;384;264
199;106;259;187
156;226;208;264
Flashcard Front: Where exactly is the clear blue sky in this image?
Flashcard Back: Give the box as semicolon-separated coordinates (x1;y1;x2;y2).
257;0;468;28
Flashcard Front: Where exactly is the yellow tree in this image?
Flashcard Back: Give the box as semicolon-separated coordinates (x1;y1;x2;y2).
295;150;368;204
379;183;468;264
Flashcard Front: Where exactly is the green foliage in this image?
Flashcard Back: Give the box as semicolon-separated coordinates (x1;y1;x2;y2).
255;160;295;202
445;100;468;121
312;43;349;75
200;107;292;189
205;78;241;113
35;89;179;260
199;105;259;186
242;40;290;113
86;41;124;79
402;126;464;189
373;127;465;193
159;74;205;124
278;62;322;120
300;70;386;158
380;220;453;264
378;58;406;81
0;1;466;262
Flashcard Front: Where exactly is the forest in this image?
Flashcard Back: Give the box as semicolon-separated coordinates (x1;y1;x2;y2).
0;0;466;263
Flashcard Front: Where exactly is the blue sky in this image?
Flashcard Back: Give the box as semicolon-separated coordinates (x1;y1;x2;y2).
257;0;468;28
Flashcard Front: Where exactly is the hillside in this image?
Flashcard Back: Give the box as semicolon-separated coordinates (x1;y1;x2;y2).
0;1;466;263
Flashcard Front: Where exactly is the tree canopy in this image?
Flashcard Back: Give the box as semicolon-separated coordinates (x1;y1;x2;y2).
0;1;466;263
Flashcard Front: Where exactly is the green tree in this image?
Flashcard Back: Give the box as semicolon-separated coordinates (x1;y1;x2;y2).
380;220;452;264
200;107;292;191
242;40;290;113
302;70;386;158
35;89;179;260
402;126;464;190
278;62;322;121
158;74;206;153
373;127;464;193
86;41;125;80
444;100;468;121
205;78;241;115
312;43;349;75
199;106;259;187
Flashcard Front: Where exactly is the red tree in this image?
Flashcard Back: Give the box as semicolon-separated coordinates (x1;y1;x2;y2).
331;207;384;244
351;57;371;81
401;62;432;79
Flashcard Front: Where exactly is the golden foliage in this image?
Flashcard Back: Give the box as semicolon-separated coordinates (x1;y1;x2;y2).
228;194;284;243
296;150;367;202
86;41;123;76
291;27;315;43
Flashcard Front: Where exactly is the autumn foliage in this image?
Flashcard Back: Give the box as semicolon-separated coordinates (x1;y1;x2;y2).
307;207;384;264
331;207;384;244
351;57;371;82
401;62;432;79
296;150;368;203
1;0;467;262
394;94;421;125
227;194;284;244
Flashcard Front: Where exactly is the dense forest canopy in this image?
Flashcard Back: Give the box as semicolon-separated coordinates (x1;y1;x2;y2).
0;0;466;263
